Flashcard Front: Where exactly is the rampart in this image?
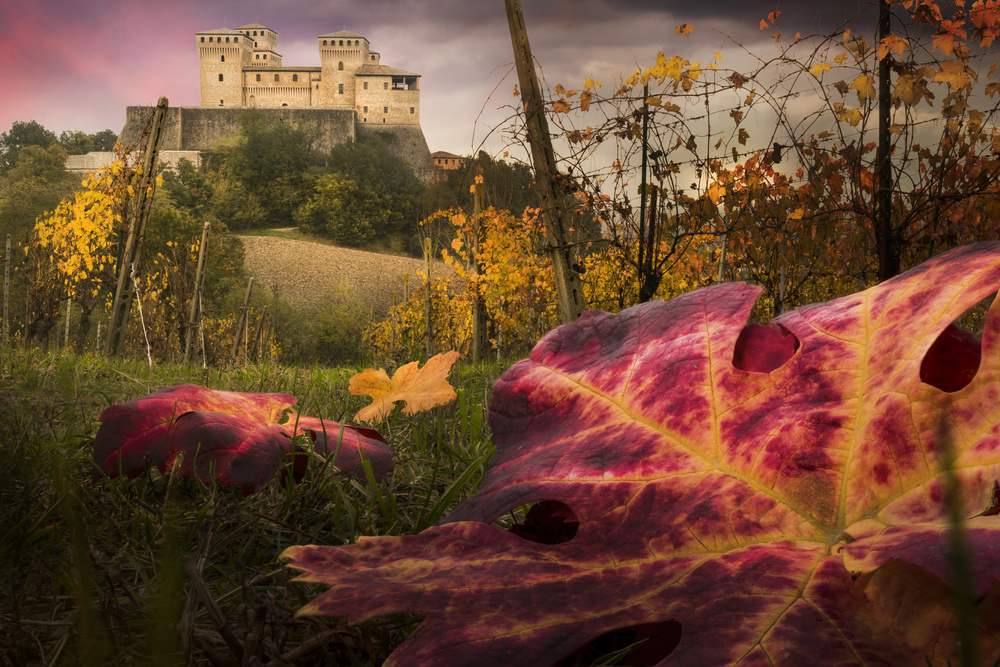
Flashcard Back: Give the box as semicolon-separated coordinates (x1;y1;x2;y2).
118;105;432;179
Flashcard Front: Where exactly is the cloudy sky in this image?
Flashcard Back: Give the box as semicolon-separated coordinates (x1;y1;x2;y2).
0;0;875;157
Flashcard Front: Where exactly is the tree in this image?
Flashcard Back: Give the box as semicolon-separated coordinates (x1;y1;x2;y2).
296;173;391;246
536;2;1000;316
0;144;78;239
203;110;320;229
0;121;57;174
91;129;118;152
58;130;95;156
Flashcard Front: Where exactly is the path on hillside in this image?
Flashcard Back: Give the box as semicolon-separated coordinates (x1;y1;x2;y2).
239;235;450;316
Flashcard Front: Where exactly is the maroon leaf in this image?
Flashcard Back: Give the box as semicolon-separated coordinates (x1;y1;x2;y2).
284;243;1000;665
94;384;392;493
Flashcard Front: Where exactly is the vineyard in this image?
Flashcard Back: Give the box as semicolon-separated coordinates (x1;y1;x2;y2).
4;0;1000;664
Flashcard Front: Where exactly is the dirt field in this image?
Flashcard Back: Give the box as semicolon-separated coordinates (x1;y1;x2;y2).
239;235;449;316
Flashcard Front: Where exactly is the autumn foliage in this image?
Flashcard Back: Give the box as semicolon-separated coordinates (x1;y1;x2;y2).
284;242;1000;665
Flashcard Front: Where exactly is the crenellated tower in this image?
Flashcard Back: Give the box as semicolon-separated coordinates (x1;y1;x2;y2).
319;32;370;108
196;29;252;106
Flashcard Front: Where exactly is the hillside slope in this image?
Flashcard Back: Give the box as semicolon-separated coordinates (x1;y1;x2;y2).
239;235;449;317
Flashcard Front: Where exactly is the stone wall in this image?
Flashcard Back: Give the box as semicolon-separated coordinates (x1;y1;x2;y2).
118;105;433;180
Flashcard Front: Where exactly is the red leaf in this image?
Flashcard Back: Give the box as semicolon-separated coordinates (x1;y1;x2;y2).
284;243;1000;665
93;384;392;493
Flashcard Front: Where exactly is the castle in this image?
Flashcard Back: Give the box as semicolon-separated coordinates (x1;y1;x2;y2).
196;23;421;124
103;23;433;178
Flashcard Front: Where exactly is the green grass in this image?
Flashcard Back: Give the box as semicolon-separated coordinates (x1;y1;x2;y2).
0;348;507;666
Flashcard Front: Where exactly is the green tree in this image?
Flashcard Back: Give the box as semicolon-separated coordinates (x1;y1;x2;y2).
160;158;214;218
296;173;391;246
0;121;57;174
58;130;95;156
204;110;320;229
90;129;118;152
0;144;78;239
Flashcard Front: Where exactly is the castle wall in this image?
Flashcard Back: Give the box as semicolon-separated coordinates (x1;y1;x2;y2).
120;106;355;154
119;106;432;181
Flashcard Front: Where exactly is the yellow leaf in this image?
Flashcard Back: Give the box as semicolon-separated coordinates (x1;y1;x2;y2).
810;62;831;78
933;60;974;89
850;74;876;102
349;351;461;423
675;23;693;37
877;35;909;60
787;207;805;221
553;98;571;114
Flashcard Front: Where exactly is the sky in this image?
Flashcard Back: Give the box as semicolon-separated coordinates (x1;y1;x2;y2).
0;0;876;159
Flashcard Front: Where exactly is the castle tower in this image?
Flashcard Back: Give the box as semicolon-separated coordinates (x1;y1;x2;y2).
196;29;252;106
319;32;370;108
238;23;282;68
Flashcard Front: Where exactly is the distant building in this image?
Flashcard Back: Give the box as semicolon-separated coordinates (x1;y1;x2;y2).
196;24;421;127
432;151;466;170
110;23;433;180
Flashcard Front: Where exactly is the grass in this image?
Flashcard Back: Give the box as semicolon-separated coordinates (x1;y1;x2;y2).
0;347;508;666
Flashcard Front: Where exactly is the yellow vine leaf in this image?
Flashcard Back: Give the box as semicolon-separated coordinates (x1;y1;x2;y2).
349;351;461;423
850;74;876;103
877;35;909;60
933;60;974;89
675;23;693;37
810;62;831;78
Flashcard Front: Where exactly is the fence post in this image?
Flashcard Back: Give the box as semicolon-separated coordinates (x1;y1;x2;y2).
2;234;9;345
423;237;434;356
471;167;489;362
231;277;254;360
184;222;211;364
106;96;169;355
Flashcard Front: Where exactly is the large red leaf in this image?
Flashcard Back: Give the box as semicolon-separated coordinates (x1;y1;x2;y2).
283;243;1000;665
94;384;392;493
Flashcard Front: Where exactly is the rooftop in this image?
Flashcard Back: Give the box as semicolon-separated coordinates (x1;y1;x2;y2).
356;64;420;77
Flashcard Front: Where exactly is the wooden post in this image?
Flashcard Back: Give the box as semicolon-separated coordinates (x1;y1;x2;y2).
504;0;586;324
876;0;895;281
423;237;434;356
184;222;211;364
250;306;267;361
106;96;169;355
64;299;72;350
471;167;489;362
231;277;254;359
3;234;10;345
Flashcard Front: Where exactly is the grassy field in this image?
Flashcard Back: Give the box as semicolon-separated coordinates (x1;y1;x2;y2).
0;348;508;666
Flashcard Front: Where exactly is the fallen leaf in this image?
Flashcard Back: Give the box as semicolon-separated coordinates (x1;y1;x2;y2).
350;351;461;423
94;385;392;493
284;244;1000;665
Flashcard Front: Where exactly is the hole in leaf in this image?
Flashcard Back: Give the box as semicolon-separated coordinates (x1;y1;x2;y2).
977;480;1000;517
920;323;981;392
552;620;682;667
732;322;800;373
505;500;579;545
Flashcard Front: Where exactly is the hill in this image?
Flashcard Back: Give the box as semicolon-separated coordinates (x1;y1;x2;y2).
239;234;450;316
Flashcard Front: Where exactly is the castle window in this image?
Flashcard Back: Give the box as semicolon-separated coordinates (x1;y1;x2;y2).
255;54;259;59
316;84;319;89
338;61;344;71
262;53;266;59
201;37;205;42
226;37;230;43
256;73;261;81
371;55;375;61
355;40;359;46
339;84;344;94
384;82;389;90
410;107;414;114
275;73;279;81
292;74;298;82
221;55;225;62
363;81;368;89
219;74;224;81
253;31;258;36
363;106;368;113
209;37;213;43
323;40;327;46
339;40;344;46
220;100;224;105
384;106;388;113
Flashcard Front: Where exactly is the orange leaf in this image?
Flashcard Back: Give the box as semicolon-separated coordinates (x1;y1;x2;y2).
349;351;461;423
933;60;974;89
552;98;571;114
675;23;693;37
